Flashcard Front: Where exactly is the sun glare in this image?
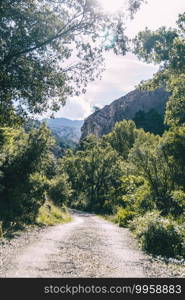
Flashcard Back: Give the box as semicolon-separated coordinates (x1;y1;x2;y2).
98;0;126;13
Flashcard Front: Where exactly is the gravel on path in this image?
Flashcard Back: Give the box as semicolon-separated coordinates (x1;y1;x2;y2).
0;210;184;277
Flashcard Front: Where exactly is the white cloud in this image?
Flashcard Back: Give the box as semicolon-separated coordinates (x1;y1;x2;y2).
54;97;92;120
66;52;158;113
125;0;185;37
50;53;158;119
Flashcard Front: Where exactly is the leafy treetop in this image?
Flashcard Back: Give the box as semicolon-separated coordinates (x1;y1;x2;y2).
133;12;185;127
0;0;143;124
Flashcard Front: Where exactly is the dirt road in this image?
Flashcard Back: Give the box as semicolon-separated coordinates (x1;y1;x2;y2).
0;210;182;278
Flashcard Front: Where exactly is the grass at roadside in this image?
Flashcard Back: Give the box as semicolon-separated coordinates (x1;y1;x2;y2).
0;202;72;239
97;213;185;277
36;201;72;226
97;213;119;225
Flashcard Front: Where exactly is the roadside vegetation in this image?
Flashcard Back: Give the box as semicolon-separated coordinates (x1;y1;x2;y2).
36;201;72;226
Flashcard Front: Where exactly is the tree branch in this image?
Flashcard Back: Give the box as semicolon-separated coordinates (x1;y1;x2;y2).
1;3;92;66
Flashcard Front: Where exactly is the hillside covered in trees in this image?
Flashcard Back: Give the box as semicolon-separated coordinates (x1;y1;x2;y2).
0;0;184;262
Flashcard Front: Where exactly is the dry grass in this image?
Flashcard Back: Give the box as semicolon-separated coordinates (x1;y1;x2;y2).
36;201;72;226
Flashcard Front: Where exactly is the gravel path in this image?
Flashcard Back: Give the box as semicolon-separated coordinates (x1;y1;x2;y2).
0;210;184;278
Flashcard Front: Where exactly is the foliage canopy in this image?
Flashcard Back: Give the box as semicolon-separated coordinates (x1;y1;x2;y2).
0;0;143;124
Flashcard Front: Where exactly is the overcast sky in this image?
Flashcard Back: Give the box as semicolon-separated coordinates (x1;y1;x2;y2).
50;0;185;120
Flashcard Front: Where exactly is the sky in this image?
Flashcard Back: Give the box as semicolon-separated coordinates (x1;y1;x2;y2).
50;0;185;120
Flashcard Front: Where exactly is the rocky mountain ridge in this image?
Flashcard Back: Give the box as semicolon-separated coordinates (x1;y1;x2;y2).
81;88;170;139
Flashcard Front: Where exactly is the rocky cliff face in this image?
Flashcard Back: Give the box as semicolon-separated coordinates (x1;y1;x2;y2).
81;88;170;139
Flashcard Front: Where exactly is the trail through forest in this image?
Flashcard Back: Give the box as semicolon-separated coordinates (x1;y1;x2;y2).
0;211;183;278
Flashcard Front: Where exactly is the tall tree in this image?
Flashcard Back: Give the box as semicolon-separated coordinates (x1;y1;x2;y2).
0;0;143;124
104;120;137;159
133;12;185;127
0;124;55;227
60;140;124;212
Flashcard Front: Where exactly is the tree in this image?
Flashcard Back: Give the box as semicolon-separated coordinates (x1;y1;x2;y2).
48;173;72;206
132;14;185;217
128;130;172;214
160;126;185;190
104;120;137;159
128;127;185;216
78;134;99;151
0;124;55;228
60;141;124;212
93;106;101;112
133;13;185;127
0;0;143;124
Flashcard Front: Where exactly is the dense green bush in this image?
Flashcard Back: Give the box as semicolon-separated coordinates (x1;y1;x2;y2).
0;125;55;229
48;174;72;206
129;211;185;258
105;120;137;159
60;141;124;213
170;190;185;217
71;192;89;210
113;207;136;227
120;175;154;214
127;127;185;216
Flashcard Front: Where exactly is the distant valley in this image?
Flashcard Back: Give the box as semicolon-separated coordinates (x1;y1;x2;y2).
43;117;84;149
